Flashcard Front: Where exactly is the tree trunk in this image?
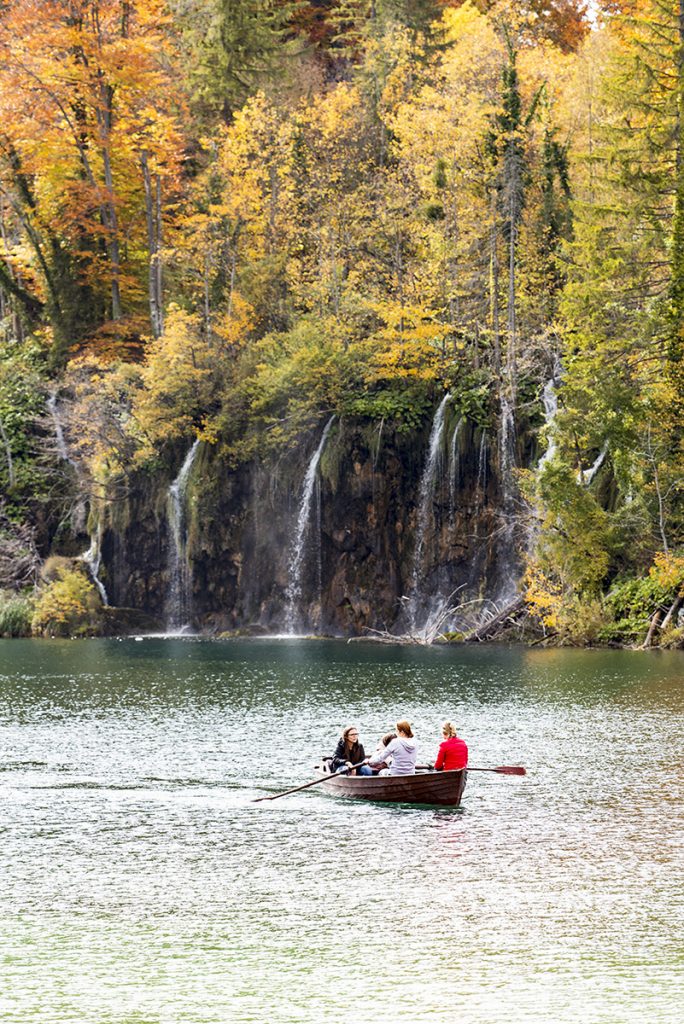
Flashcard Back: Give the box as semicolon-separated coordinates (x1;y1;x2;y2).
660;592;683;632
101;143;122;321
0;417;15;488
507;179;517;389
141;150;163;338
641;608;664;649
489;187;501;372
669;0;684;377
463;597;525;642
155;173;163;334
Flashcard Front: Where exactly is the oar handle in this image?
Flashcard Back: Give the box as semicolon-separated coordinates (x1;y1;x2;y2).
253;758;368;802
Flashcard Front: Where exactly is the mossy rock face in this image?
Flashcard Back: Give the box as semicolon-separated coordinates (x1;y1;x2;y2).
98;607;163;637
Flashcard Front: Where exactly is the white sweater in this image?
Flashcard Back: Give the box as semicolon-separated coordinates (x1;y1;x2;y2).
369;737;417;776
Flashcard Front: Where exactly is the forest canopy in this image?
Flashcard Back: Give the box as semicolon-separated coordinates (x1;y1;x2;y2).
0;0;683;643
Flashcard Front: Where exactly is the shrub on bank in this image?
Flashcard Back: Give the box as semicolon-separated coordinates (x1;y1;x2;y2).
31;566;100;637
0;591;34;637
659;625;684;650
555;595;609;647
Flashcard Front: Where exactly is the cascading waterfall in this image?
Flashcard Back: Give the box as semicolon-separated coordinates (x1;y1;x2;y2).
537;379;559;472
476;430;488;500
80;523;108;606
284;416;335;634
498;395;516;504
47;393;78;468
447;416;464;525
537;358;562;474
47;392;87;533
407;393;451;633
166;439;201;632
581;441;609;484
525;368;563;560
496;395;519;602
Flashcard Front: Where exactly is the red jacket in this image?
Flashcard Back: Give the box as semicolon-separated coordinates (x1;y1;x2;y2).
435;736;468;771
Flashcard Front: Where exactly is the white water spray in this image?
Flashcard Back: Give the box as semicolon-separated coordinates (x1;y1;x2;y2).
166;439;201;632
495;395;520;604
408;394;451;632
537;379;559;472
284;416;335;633
47;393;79;469
447;416;464;525
80;523;108;605
581;441;609;484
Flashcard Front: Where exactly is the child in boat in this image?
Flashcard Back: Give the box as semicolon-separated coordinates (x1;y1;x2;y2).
331;726;374;776
368;720;417;776
368;731;396;774
433;721;468;771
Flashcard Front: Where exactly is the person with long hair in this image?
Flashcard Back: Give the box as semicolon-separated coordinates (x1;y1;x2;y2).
366;731;396;774
331;725;374;776
368;720;417;776
433;721;468;771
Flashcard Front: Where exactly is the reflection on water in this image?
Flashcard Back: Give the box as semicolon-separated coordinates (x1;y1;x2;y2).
1;639;683;1023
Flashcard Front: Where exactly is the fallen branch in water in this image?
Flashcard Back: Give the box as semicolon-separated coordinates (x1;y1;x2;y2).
462;597;526;643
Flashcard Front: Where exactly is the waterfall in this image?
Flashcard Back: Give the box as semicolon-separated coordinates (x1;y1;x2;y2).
537;360;562;473
476;430;488;499
166;439;201;632
47;392;86;533
407;394;451;632
80;524;108;606
582;441;609;484
447;416;464;525
47;393;78;468
495;395;519;603
284;416;335;633
537;379;559;472
498;395;516;507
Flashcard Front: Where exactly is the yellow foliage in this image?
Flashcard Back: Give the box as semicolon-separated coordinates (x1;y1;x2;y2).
31;566;99;638
524;562;564;629
649;552;684;595
133;305;223;446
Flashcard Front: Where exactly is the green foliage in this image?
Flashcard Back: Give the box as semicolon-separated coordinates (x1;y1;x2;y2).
344;385;432;431
178;0;302;119
601;555;684;644
446;369;492;427
600;576;664;644
0;590;34;637
659;625;684;649
535;460;614;594
555;594;610;647
0;343;50;513
31;566;101;638
0;0;681;652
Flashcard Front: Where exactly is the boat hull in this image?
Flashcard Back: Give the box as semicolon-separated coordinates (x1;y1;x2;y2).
316;766;467;807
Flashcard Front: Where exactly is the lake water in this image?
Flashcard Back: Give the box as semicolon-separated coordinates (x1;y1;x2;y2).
0;638;682;1023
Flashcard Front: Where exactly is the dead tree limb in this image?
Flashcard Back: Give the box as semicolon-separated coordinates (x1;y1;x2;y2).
463;597;525;643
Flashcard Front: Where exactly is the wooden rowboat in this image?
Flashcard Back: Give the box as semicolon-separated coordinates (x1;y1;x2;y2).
316;762;467;807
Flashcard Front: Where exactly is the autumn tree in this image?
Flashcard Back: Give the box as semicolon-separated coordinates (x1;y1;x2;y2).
0;0;187;362
173;0;306;121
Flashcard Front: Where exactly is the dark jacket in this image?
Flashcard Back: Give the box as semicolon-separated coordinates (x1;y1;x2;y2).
331;738;366;772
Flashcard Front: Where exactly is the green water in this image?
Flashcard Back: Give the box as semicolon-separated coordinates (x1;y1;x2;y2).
0;639;682;1023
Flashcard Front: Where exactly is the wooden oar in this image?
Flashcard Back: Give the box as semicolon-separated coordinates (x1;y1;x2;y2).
416;764;526;775
253;759;368;802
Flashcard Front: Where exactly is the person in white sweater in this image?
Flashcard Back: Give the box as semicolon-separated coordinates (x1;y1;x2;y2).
368;720;417;776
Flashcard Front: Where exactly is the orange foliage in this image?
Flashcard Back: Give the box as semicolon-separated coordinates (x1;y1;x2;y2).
0;0;188;341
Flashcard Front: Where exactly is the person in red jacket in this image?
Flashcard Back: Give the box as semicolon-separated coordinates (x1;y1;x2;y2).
433;721;468;771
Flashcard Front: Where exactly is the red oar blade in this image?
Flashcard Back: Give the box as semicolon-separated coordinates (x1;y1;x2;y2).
493;765;526;775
